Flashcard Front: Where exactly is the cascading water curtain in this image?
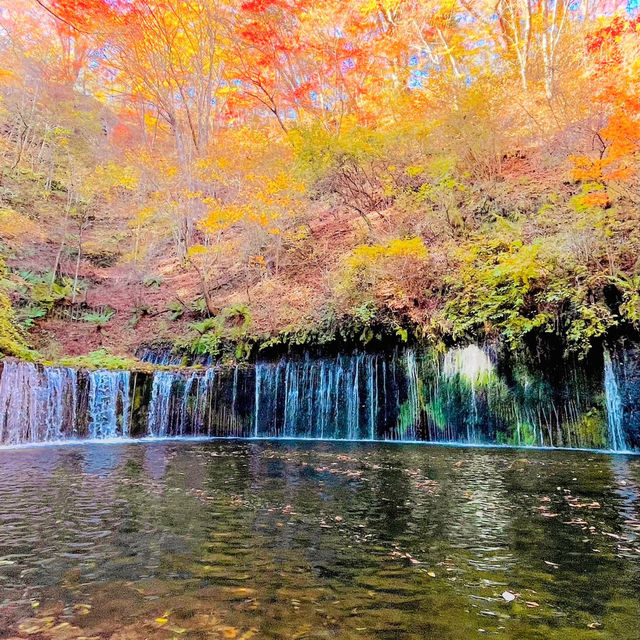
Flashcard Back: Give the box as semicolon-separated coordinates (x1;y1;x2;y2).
0;360;78;444
252;355;374;439
604;349;629;452
148;371;176;437
88;370;131;438
0;348;635;450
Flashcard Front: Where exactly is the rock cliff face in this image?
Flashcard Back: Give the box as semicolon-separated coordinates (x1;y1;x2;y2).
610;344;640;450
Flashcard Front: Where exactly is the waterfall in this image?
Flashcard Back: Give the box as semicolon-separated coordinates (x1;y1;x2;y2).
137;346;216;368
147;368;222;437
179;373;197;435
194;368;215;434
137;346;182;366
254;364;263;437
367;355;378;440
0;360;77;444
88;370;130;438
0;345;635;451
604;350;628;452
442;345;494;383
148;371;176;437
249;354;384;439
42;366;77;441
404;349;420;440
443;345;494;443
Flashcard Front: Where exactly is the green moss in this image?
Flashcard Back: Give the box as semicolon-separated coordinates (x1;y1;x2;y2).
57;349;150;371
0;259;37;360
0;292;36;360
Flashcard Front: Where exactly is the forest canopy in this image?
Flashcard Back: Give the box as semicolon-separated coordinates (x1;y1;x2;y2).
0;0;638;362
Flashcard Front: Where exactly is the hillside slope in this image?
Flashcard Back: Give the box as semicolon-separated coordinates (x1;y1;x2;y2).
0;2;638;365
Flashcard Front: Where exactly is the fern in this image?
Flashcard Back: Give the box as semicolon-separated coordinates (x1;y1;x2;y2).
82;308;115;325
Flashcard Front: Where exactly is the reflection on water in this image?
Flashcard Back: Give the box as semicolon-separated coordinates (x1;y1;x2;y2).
0;441;639;639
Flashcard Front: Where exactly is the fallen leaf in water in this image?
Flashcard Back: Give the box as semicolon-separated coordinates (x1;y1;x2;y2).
229;587;256;597
72;604;92;615
601;531;625;540
168;626;187;634
18;618;55;635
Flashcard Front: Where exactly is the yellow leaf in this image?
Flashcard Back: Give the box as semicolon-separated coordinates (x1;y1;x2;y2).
187;244;208;257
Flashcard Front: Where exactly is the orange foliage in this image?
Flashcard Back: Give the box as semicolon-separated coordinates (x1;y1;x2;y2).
572;15;640;186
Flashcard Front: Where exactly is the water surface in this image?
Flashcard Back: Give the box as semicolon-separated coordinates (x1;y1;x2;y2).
1;441;639;639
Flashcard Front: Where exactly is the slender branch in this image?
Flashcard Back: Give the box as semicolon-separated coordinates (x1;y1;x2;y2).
32;0;93;34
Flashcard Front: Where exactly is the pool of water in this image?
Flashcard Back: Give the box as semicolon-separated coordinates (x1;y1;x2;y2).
0;440;639;639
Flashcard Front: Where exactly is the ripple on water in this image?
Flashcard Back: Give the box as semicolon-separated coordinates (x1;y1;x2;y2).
0;441;638;639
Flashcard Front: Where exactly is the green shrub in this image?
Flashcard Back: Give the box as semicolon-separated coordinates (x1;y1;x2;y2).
166;300;185;320
143;275;164;289
82;308;115;325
